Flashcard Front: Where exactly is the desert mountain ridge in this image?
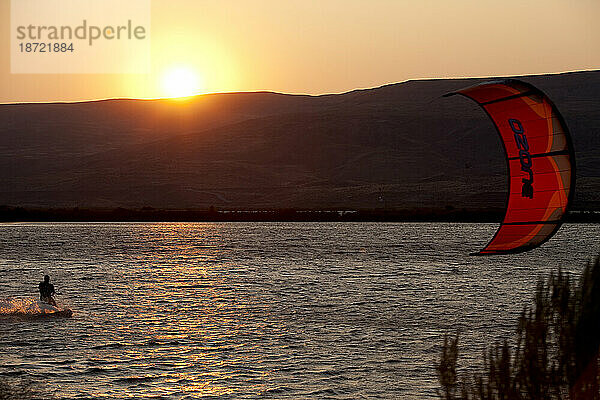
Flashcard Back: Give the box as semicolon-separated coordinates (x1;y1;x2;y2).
1;70;599;210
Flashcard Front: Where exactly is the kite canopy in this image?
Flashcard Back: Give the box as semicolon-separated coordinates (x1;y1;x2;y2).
445;79;575;255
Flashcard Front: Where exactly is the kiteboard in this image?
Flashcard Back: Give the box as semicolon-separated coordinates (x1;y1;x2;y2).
35;300;73;318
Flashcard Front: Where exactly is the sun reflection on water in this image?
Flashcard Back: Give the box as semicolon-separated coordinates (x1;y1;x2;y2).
82;223;273;397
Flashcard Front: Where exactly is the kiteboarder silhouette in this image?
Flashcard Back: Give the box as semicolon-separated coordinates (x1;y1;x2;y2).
39;275;57;306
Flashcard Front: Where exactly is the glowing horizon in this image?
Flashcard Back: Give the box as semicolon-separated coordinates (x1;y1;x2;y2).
1;0;599;103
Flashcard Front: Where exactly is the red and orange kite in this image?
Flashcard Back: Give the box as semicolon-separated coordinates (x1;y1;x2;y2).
446;80;575;255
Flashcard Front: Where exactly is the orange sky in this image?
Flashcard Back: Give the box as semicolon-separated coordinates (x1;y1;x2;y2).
1;0;599;103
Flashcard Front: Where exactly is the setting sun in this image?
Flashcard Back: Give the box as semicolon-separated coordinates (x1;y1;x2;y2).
162;67;202;98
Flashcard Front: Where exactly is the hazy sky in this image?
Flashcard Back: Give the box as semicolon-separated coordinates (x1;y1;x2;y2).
1;0;599;102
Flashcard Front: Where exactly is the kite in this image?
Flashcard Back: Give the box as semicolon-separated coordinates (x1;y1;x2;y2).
445;79;575;255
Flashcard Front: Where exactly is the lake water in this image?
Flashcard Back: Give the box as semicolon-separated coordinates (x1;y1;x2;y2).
0;222;599;399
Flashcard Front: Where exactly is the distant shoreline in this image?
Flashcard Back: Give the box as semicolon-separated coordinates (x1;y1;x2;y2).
1;206;599;223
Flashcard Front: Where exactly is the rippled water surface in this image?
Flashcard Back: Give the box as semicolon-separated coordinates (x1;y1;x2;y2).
0;222;599;399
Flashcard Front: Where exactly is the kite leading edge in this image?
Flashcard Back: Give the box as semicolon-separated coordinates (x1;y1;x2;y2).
445;79;575;255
